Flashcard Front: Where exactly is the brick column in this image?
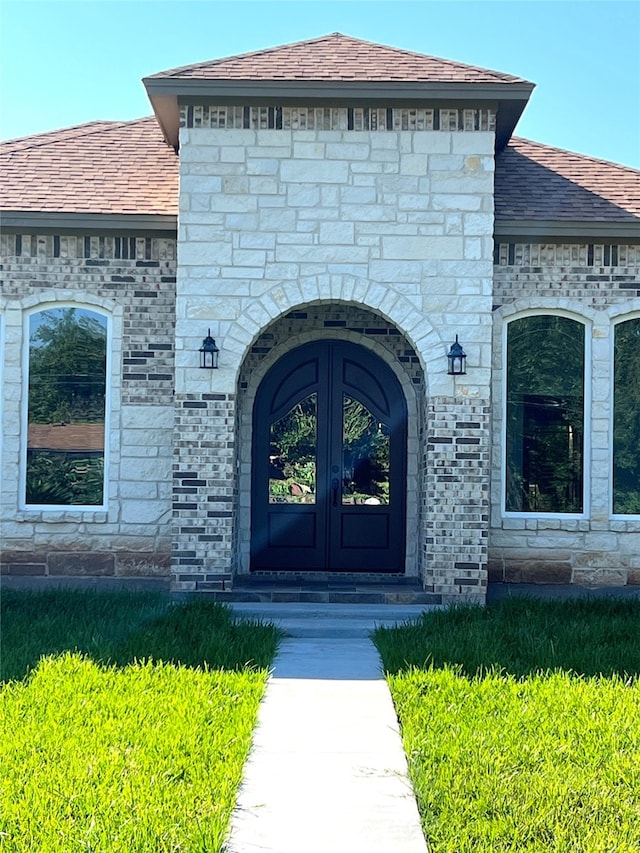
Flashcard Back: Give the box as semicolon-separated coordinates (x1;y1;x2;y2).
422;397;490;602
172;392;236;591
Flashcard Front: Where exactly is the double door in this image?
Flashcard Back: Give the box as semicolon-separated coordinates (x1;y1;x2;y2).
251;341;407;572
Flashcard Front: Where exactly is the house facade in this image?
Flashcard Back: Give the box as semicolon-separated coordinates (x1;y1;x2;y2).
1;34;639;602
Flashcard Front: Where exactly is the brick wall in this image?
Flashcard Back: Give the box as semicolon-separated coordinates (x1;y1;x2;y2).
491;244;640;585
0;233;177;577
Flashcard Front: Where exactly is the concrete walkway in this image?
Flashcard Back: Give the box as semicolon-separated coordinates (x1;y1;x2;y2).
225;605;432;853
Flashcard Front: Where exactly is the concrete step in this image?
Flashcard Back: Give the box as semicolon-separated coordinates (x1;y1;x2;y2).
209;574;441;606
229;602;441;638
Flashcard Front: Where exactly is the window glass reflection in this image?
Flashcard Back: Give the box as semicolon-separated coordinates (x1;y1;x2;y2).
268;393;317;504
342;395;390;505
613;318;640;514
506;315;584;513
27;307;107;506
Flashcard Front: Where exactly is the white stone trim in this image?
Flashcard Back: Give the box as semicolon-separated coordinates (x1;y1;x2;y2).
217;278;446;392
493;303;594;523
14;294;122;519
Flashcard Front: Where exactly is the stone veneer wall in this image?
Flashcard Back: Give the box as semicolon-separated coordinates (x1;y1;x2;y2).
491;243;640;586
0;233;177;578
174;122;495;599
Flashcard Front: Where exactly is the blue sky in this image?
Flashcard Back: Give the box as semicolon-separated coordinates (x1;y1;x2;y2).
1;0;639;167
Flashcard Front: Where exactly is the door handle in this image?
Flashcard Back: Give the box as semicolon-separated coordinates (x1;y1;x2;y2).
332;478;339;507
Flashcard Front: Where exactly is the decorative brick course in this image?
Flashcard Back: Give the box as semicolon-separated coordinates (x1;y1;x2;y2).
180;105;496;133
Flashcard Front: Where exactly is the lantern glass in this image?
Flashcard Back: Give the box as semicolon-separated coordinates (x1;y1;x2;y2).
199;330;219;369
447;335;467;375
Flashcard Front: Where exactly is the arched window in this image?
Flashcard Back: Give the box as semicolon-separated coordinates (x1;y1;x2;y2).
505;315;585;513
613;317;640;515
25;306;108;508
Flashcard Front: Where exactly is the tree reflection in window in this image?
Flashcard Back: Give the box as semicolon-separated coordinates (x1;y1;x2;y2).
613;318;640;514
268;394;317;503
26;308;107;506
342;396;390;505
506;315;584;513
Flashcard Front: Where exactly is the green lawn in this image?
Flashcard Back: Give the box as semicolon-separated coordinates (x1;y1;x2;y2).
374;597;640;853
0;589;281;853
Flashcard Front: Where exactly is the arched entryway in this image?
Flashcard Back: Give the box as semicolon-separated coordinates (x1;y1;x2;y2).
251;340;407;572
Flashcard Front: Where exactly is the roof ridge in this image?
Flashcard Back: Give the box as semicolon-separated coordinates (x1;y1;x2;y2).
144;33;344;79
1;117;157;152
511;136;640;176
146;32;529;84
322;33;526;83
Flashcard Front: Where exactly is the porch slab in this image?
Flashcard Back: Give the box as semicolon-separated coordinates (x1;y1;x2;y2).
226;636;429;853
211;574;441;605
229;601;442;637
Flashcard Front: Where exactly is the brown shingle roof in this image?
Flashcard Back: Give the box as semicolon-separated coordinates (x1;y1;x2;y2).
147;33;530;84
0;117;178;216
495;137;640;223
3;115;638;228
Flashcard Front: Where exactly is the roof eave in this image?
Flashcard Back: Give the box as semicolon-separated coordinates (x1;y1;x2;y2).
0;211;178;235
494;218;640;241
143;77;534;150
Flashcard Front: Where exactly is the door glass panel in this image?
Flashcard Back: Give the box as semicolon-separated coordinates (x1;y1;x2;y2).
342;395;390;505
268;393;317;504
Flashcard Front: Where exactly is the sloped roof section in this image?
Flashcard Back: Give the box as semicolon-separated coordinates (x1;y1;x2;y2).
2;115;638;237
495;138;640;224
143;34;534;150
147;33;529;84
0;117;178;217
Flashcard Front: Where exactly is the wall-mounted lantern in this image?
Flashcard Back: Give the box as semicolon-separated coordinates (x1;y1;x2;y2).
199;329;219;369
447;335;467;375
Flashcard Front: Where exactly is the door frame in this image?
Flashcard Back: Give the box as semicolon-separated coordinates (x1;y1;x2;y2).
236;331;422;578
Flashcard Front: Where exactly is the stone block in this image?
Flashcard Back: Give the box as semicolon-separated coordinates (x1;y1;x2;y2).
220;146;245;163
412;134;451;154
487;559;504;582
504;561;572;584
399;154;428;175
246;158;279;175
326;142;370;160
463;213;494;236
430;172;493;194
121;405;174;431
382;235;463;260
116;551;172;577
451;132;495;155
49;552;115;576
280;160;348;183
319;222;355;245
583;533;619;551
179;241;232;266
429;155;464;172
9;562;46;575
287;185;321;207
292;142;325;159
573;568;628;586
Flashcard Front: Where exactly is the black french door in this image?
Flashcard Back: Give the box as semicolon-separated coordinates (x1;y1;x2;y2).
251;340;407;572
